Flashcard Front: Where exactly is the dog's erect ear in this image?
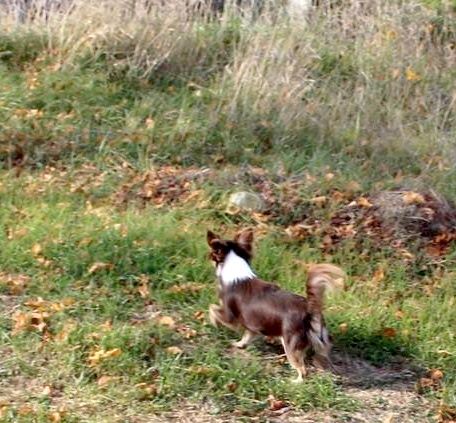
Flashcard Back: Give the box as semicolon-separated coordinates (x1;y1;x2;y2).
207;230;220;247
234;228;254;253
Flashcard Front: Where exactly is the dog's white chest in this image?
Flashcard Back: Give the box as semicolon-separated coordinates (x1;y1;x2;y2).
217;251;255;285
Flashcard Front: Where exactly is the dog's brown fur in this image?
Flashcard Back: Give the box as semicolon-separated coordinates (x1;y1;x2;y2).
207;229;345;382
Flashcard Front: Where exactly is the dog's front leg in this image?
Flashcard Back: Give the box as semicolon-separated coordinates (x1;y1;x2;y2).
232;330;258;348
209;304;223;327
208;304;238;331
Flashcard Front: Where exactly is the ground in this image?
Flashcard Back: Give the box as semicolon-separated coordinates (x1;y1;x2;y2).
1;0;456;421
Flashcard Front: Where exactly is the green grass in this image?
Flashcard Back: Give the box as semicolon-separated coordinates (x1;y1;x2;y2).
0;168;455;421
0;1;455;421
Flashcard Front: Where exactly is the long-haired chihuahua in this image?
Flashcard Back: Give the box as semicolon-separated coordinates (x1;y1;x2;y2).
207;228;345;382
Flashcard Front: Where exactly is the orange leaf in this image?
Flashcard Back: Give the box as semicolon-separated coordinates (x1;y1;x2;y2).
48;412;62;423
0;405;8;419
166;346;183;355
372;267;385;284
285;224;313;240
381;327;397;338
437;403;456;422
267;394;287;411
18;405;34;416
310;196;327;207
357;197;373;208
346;181;362;193
429;369;444;381
87;348;122;367
138;283;149;298
177;325;197;339
0;272;30;295
193;310;205;321
88;262;113;274
406;67;421;81
395;310;405;319
12;310;48;335
339;323;349;333
167;283;204;294
403;191;425;205
97;375;118;387
158;315;176;329
31;243;43;257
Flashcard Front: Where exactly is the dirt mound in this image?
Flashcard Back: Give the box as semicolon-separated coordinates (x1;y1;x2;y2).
115;166;212;207
324;189;456;257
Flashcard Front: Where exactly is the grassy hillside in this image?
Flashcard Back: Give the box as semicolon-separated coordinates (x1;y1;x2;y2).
0;1;455;422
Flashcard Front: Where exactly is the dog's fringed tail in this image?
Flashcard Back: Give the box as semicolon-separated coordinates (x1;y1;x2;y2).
306;264;345;314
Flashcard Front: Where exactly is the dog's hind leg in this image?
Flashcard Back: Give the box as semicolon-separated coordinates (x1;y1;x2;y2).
308;316;335;372
232;330;258;348
282;335;308;383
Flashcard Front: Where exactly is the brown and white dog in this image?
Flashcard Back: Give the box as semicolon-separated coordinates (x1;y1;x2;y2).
207;229;345;382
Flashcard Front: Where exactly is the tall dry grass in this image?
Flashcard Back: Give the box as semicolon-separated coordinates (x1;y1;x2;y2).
1;0;455;164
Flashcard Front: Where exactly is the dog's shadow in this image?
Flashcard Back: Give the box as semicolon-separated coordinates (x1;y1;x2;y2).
247;328;422;391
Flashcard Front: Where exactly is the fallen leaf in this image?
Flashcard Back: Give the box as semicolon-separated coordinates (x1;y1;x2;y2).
41;385;52;396
166;346;183;355
321;234;333;249
167;283;205;294
134;383;157;399
48;412;62;422
226;381;238;392
25;297;48;311
0;405;8;419
158;316;176;329
357;197;373;208
87;348;122;367
438;403;456;423
372;267;385;284
285;224;313;240
339;323;349;333
383;413;396;423
310;196;327;207
194;310;205;321
88;262;113;274
399;249;415;260
267;394;287;411
138;283;149;298
325;172;335;181
381;327;397;338
12;310;49;335
346;181;362;193
391;68;401;79
177;325;197;339
429;369;444;381
31;243;43;257
100;320;113;331
145;118;155;129
97;375;118;387
395;310;405;319
416;377;439;393
7;227;28;240
36;257;53;268
406;67;421;81
0;272;30;295
54;321;77;342
189;366;213;375
403;191;425;205
18;404;34;416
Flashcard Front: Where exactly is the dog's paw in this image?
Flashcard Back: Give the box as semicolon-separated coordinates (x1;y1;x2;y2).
232;340;247;349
